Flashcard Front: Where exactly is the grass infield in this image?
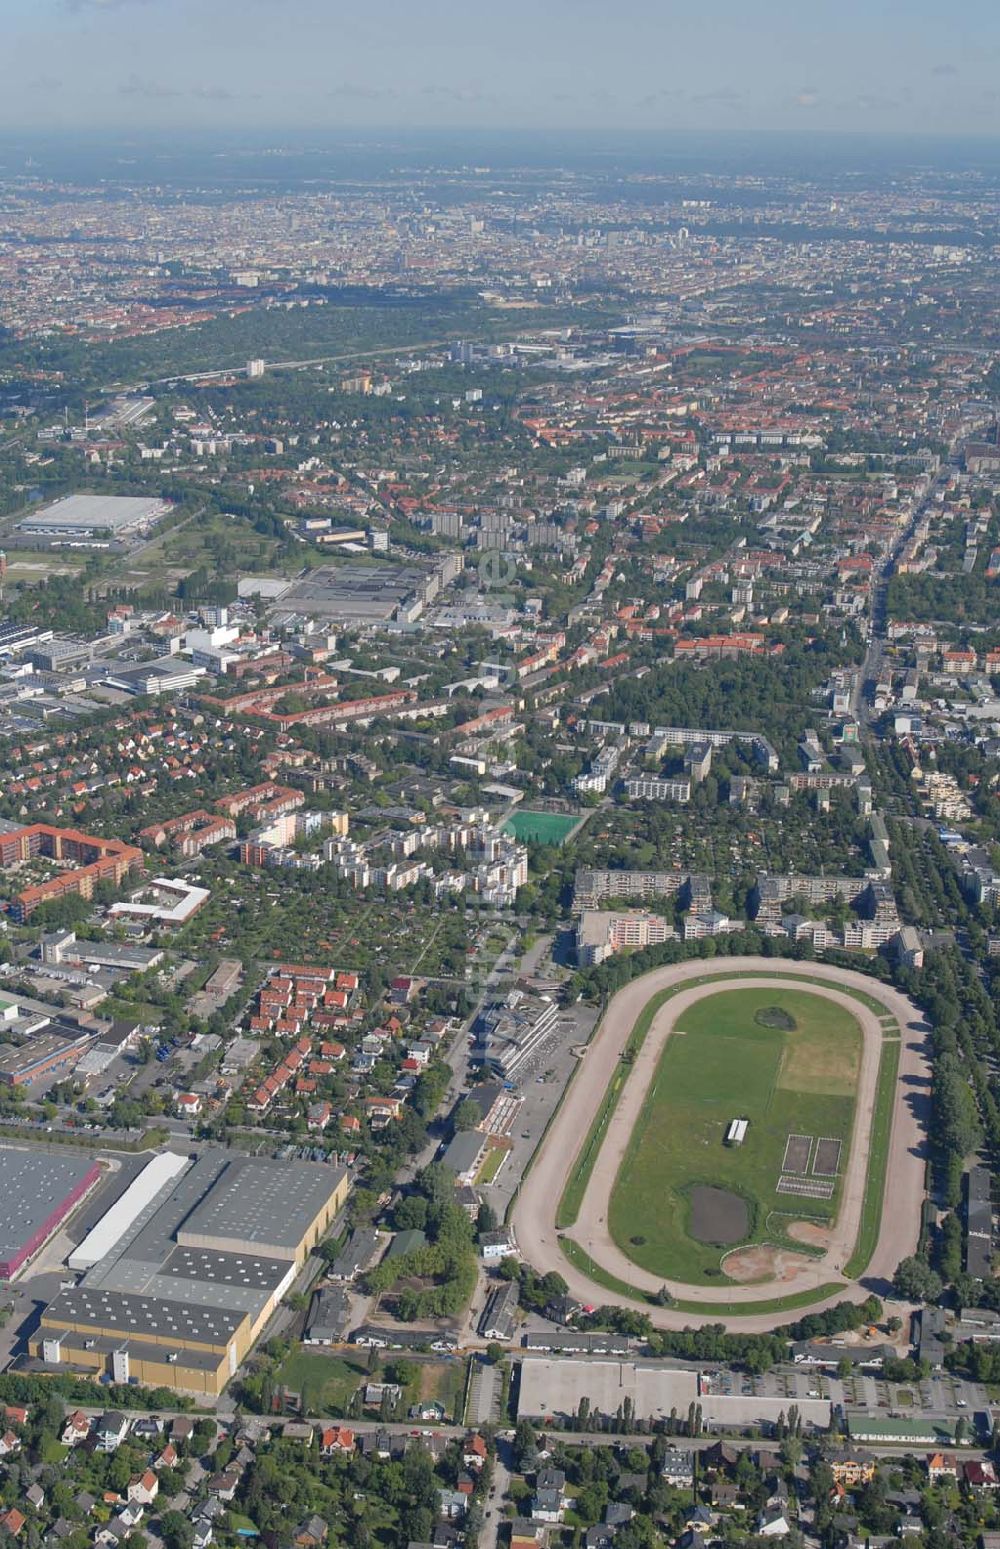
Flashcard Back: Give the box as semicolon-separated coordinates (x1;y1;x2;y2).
608;985;861;1283
555;969;903;1308
842;1035;900;1279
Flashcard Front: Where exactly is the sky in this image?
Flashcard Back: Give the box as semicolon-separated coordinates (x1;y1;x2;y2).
1;0;999;139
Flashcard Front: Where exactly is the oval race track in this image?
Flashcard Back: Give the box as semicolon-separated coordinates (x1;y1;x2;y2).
511;957;930;1331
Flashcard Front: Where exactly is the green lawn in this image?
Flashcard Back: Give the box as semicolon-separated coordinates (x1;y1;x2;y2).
502;810;579;844
608;986;861;1284
417;1357;466;1420
842;1036;900;1278
475;1143;507;1186
277;1348;370;1416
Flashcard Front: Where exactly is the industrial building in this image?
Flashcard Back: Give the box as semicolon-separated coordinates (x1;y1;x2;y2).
0;1028;95;1087
0;1148;102;1281
104;659;207;697
68;1152;188;1272
273;556;461;628
175;1155;345;1264
32;1154;349;1394
17;494;170;542
516;1358;832;1433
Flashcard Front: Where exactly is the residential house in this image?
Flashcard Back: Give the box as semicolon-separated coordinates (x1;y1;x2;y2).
320;1426;356;1456
61;1411;90;1447
206;1469;241;1503
293;1519;329;1549
464;1434;488;1471
95;1413;130;1453
703;1442;739;1474
828;1451;877;1487
128;1471;159;1507
964;1461;999;1494
661;1449;696;1489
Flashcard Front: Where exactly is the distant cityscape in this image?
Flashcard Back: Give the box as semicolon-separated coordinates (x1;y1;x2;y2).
0;123;998;1549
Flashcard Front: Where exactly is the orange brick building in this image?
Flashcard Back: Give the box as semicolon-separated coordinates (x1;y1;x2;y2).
0;824;144;921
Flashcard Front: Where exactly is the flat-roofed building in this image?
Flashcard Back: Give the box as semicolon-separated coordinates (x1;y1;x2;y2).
34;1285;249;1397
176;1157;348;1265
575;909;673;966
0;1148;101;1280
18;494;170;541
0;1028;95;1087
624;776;691;803
32;1154;349;1394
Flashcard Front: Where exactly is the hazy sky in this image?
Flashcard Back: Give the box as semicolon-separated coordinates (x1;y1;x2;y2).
2;0;999;138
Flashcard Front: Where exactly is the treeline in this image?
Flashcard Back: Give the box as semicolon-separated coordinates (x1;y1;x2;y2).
896;945;1000;1206
566;1297;883;1373
0;1368;191;1412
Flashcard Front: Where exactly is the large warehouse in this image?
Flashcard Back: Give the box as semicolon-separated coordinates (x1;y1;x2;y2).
17;494;170;542
32;1154;349;1394
176;1155;350;1264
0;1148;102;1281
517;1357;832;1434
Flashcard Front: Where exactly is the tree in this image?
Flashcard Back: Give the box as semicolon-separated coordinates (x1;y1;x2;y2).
159;1513;194;1549
893;1255;943;1303
453;1098;481;1132
513;1419;539;1472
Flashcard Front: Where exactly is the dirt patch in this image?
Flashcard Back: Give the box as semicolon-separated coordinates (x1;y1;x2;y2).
723;1244;816;1284
782;1134;812;1175
755;1006;796;1030
690;1185;749;1245
813;1138;842;1177
787;1220;834;1248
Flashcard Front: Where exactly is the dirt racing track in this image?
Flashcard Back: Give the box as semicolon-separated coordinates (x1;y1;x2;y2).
511;957;930;1331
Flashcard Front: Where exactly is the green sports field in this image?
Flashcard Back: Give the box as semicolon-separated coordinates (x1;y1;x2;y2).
502;810;579;844
608;985;861;1284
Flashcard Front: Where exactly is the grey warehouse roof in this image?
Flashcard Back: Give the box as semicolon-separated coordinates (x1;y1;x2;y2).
19;494;166;534
176;1157;346;1258
0;1147;97;1264
45;1285;245;1346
